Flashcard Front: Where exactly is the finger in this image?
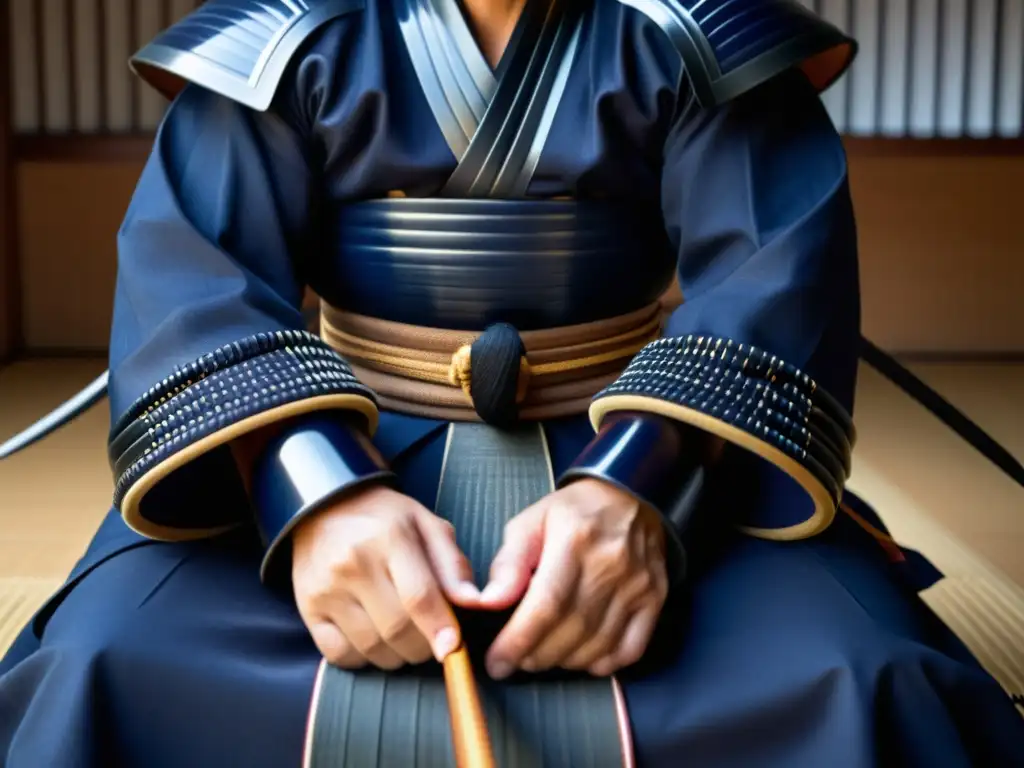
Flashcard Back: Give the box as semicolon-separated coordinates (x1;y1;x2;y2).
331;596;406;671
561;595;630;671
479;506;546;609
415;510;481;606
307;619;367;669
354;575;435;666
521;555;623;672
589;604;660;678
486;531;581;679
532;540;632;672
340;551;434;665
576;566;666;674
520;609;591;673
388;534;462;663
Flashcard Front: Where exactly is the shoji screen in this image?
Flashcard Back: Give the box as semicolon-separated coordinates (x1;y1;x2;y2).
4;1;1024;354
802;0;1024;137
8;0;202;136
8;1;1024;138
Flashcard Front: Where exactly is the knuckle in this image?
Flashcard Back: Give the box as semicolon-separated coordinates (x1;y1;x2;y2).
383;514;416;541
561;611;596;646
596;545;632;581
566;527;589;551
643;594;665;618
617;637;648;668
347;626;384;656
380;614;415;644
544;500;569;519
406;642;433;666
315;636;342;662
293;579;321;610
363;636;390;659
312;626;357;668
331;545;369;581
566;520;599;550
618;645;645;668
435;518;457;539
533;595;565;626
631;569;654;596
525;654;552;673
584;566;627;603
302;577;339;607
371;651;405;671
402;586;441;618
322;645;345;665
502;636;534;662
294;562;335;600
330;643;361;669
581;607;605;635
561;655;588;671
620;569;655;607
652;575;669;605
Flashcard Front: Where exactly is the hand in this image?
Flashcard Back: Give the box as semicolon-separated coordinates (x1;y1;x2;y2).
480;479;669;679
291;485;481;670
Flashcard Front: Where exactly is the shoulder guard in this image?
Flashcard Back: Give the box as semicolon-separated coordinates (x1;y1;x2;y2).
130;0;365;112
616;0;856;107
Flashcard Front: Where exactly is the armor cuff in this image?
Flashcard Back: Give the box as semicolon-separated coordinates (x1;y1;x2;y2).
253;414;397;585
108;331;380;542
558;412;706;587
589;335;855;541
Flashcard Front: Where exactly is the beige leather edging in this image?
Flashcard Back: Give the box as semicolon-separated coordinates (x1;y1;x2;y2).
121;394;379;541
590;394;836;540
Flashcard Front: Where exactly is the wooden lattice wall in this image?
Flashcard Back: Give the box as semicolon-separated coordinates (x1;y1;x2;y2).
7;0;1024;142
2;1;1024;359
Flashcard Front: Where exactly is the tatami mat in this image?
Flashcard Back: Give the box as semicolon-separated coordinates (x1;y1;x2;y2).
0;577;63;656
1;357;1022;710
848;362;1024;709
849;362;1024;586
0;359;111;579
923;577;1024;715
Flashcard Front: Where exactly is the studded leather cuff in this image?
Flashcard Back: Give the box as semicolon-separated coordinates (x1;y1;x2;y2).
590;335;855;540
253;413;397;585
107;331;380;541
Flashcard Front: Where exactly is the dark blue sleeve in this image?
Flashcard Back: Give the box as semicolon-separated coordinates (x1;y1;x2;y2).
660;68;860;412
576;69;859;542
107;78;380;543
110;85;308;414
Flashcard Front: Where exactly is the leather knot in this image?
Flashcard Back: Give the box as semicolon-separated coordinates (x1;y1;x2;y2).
447;323;529;427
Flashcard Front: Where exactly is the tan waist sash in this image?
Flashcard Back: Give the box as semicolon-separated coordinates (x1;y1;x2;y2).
320;303;664;421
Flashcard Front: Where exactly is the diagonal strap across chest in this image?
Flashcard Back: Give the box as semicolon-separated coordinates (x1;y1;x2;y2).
394;0;584;198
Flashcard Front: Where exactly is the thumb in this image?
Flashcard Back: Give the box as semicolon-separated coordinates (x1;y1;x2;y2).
415;510;482;607
479;504;547;609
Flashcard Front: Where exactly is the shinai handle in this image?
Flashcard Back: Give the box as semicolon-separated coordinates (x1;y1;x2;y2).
443;643;497;768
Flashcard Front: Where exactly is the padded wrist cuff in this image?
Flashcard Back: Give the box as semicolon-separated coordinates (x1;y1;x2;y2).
253;413;397;584
558;412;706;586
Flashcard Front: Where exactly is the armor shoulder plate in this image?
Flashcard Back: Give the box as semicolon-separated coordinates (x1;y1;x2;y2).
130;0;365;112
617;0;856;107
